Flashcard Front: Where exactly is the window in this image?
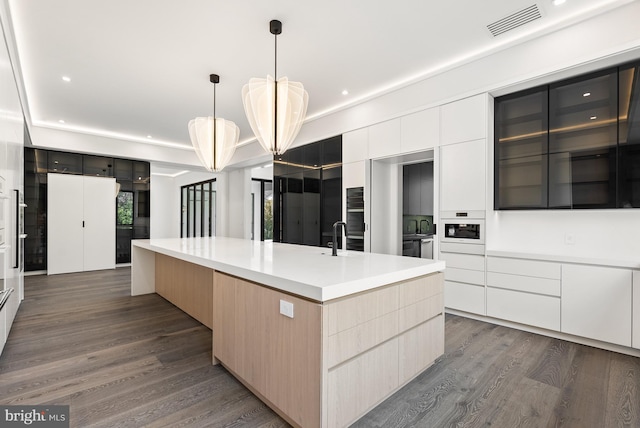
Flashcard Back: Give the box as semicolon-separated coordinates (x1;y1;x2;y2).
251;179;273;241
116;191;134;225
181;179;216;237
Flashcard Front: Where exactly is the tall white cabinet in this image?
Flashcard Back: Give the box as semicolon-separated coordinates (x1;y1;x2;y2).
47;174;116;275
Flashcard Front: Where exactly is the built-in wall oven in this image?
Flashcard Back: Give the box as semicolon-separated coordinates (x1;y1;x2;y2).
441;218;484;245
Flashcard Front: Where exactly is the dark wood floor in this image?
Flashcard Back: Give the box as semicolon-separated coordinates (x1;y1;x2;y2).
1;268;639;427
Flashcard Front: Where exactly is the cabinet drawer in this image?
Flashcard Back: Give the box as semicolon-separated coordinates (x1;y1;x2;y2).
487;287;560;331
486;272;560;296
444;281;484;315
440;252;484;271
445;267;484;286
487;257;561;279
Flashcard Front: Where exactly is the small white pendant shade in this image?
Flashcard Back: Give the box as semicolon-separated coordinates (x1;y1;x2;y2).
188;116;239;172
242;75;308;156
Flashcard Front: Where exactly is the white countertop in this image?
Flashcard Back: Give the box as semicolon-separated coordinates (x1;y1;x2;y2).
486;249;640;269
133;237;445;302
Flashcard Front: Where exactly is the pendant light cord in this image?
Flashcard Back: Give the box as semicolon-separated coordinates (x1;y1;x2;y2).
274;29;278;154
213;81;217;170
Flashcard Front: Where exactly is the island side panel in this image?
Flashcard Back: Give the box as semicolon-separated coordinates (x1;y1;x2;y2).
131;244;155;296
212;272;322;428
155;253;213;329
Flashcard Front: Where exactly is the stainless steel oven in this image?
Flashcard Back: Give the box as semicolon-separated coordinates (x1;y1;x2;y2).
441;219;484;244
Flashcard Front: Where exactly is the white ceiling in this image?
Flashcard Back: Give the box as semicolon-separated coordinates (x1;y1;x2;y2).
5;0;633;154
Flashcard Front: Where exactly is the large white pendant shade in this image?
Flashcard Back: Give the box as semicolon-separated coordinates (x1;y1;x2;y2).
242;19;308;156
188;74;239;172
242;75;308;156
188;116;239;172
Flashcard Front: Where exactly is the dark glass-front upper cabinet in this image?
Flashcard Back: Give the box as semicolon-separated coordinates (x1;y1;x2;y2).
495;88;548;209
48;151;82;174
618;63;640;207
548;70;617;208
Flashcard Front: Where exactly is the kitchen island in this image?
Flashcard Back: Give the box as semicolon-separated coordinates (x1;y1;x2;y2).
131;237;446;428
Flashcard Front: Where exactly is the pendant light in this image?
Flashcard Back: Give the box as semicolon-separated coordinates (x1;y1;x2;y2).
188;74;239;172
242;20;308;156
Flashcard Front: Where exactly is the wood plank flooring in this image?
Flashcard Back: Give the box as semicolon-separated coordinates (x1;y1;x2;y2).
1;268;639;427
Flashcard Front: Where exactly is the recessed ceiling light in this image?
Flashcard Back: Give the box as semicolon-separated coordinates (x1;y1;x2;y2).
342;89;349;96
583;92;591;97
552;0;566;5
58;119;65;123
62;76;71;82
590;116;597;120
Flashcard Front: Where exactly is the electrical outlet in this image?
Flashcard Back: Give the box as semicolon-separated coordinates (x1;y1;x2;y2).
279;299;294;318
564;233;575;245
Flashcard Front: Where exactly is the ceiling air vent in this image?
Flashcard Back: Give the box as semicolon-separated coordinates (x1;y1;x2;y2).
487;4;542;37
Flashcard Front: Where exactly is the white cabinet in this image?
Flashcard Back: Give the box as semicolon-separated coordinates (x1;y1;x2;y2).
562;265;632;347
368;119;400;159
343;161;366;189
633;271;640;349
440;139;486;212
440;94;487;146
400;107;439;153
441;251;485;315
343;128;369;163
48;174;116;275
486;257;561;331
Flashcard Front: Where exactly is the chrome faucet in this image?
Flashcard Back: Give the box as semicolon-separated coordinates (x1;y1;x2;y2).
332;221;347;256
420;219;430;234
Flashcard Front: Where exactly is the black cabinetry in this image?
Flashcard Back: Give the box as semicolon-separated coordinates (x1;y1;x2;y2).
274;136;342;248
495;60;640;210
24;148;150;271
402;162;434;215
495;88;548;209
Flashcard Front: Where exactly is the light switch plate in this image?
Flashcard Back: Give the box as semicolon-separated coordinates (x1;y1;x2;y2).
280;299;294;318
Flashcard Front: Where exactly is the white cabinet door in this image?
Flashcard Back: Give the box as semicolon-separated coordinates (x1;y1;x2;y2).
368;119;400;159
440;139;486;212
562;265;632;347
343;161;365;189
48;173;84;275
48;174;115;274
441;94;487;146
633;271;640;349
400;107;439;153
343;128;369;163
83;176;116;271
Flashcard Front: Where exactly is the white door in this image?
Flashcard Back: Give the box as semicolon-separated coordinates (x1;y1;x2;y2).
83;176;115;271
48;174;84;275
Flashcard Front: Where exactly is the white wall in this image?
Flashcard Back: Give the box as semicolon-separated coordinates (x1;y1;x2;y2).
30;126;202;167
370;161;402;255
149;166;221;239
486;210;640;262
227;168;252;239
